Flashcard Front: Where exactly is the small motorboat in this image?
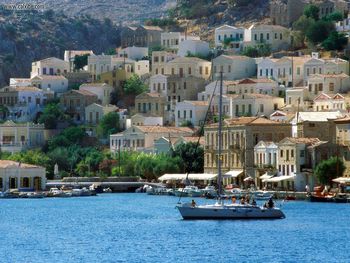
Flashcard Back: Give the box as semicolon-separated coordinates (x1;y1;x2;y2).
308;194;335;202
202;185;217;197
254;191;273;200
175;186;202;197
103;187;112;193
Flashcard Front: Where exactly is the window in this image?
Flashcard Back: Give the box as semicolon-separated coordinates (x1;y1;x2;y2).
307;68;310;76
228;65;231;73
184;110;186;118
199;66;203;75
260;104;264;113
259;69;262;76
154;56;159;62
155;103;158;111
329;83;334;92
280;33;282;40
188;67;191;75
291;149;294;158
184;82;187;89
190;110;192;118
254;34;257;41
297;67;300;75
300;150;305;157
275;33;277;39
205;67;209;75
280;150;283;157
274;103;278;110
267;33;269;40
178;110;180;118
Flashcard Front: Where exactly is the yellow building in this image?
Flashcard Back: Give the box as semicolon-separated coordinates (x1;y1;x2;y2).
204;117;291;185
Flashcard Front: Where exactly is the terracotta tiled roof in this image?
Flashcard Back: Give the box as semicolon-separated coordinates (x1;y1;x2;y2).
72;90;96;96
224;117;283;126
141;25;163;31
238;78;275;84
168;57;209;63
281;137;320;145
334;116;350;124
219;55;252;60
310;73;349;78
136;125;194;134
32;75;67;80
184;100;209;106
0;160;42;168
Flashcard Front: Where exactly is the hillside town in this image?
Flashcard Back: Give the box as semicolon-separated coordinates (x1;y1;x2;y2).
2;0;350;197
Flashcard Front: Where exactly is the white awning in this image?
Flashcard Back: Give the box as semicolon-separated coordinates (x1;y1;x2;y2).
264;174;295;183
260;173;273;180
224;170;243;178
158;173;217;181
244;176;253;182
332;177;350;183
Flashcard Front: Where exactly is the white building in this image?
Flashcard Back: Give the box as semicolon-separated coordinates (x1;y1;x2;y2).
9;78;32;87
64;50;94;71
254;141;279;168
177;40;210;57
31;57;70;78
85;103;118;125
161;32;200;49
214;25;244;51
257;57;293;86
0;160;46;191
227;93;285;118
110;125;194;152
335;15;350;33
117;46;148;60
212;55;257;80
79;83;114;106
0;121;45;153
244;24;291;51
31;75;68;94
131;113;163;126
313;93;346;112
175;100;208;127
0;86;50;122
307;73;350;98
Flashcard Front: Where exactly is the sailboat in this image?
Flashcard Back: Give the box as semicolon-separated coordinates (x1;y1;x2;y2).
176;72;285;220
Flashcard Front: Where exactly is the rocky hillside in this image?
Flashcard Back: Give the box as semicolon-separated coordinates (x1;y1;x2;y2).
171;0;270;42
0;9;120;86
0;0;176;24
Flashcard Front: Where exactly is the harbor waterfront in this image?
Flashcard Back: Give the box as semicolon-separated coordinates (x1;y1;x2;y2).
1;194;350;263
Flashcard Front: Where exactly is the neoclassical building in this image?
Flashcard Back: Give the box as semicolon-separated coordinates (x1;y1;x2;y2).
0;160;46;191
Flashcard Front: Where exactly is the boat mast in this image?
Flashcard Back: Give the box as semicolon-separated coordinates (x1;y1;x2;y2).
217;71;223;197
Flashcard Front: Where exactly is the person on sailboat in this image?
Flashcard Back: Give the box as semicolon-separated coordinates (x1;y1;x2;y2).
252;199;257;206
231;196;236;204
268;198;274;208
191;199;196;207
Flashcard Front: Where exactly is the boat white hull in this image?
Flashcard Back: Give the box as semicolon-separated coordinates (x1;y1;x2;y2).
177;203;285;219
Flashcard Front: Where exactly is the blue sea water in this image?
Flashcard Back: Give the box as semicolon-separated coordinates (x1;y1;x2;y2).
0;194;350;263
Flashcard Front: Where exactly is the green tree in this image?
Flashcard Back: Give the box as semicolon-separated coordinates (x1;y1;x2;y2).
123;74;148;95
315;156;345;185
304;4;319;20
73;54;89;71
306;20;334;44
48;126;86;150
172;142;204;173
324;11;343;22
322;31;348;50
242;43;271;58
97;112;120;137
293;15;315;36
38;102;68;129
